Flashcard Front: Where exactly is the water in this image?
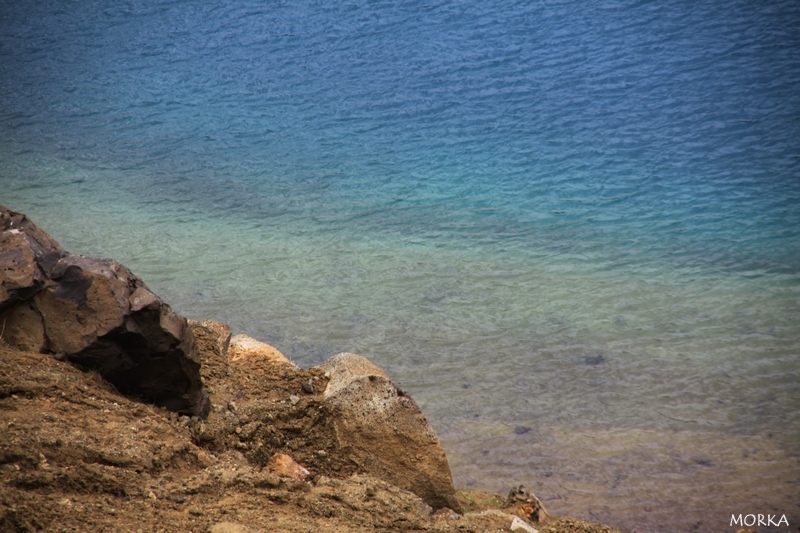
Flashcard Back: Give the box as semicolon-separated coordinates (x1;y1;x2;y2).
2;1;800;530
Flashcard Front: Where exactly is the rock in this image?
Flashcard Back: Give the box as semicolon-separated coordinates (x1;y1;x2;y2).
510;516;539;533
579;354;606;366
317;352;459;511
267;452;309;481
37;254;209;417
0;208;64;311
0;206;209;417
508;485;548;523
33;255;135;354
321;352;388;394
227;334;293;366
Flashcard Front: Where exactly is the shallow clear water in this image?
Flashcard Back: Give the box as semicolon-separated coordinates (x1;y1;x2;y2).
2;1;799;530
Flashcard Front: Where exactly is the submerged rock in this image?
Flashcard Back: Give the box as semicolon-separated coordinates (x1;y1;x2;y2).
577;354;606;366
0;206;209;417
317;352;459;511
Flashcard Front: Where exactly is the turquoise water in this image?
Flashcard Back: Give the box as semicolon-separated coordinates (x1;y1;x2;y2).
2;1;800;530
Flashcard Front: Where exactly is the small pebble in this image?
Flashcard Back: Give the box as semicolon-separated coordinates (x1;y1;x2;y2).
227;401;237;412
289;395;300;406
301;379;315;394
317;450;328;458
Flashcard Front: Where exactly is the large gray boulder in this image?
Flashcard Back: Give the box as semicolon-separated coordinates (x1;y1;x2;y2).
318;352;459;511
0;206;209;417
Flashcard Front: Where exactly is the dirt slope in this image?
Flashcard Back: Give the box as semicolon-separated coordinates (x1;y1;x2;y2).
0;336;624;533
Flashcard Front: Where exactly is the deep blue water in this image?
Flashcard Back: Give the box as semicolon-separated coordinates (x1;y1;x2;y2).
2;1;800;530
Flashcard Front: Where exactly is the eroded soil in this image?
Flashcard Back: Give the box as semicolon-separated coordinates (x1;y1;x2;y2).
0;329;624;533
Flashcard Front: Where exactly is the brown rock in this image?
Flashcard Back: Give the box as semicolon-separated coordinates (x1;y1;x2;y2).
228;334;292;366
317;352;459;511
36;253;208;416
0;208;64;310
267;452;309;481
0;206;209;417
322;351;388;395
33;255;131;354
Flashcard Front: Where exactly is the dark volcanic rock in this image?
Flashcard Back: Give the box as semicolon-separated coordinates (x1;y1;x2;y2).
0;208;65;311
0;206;209;417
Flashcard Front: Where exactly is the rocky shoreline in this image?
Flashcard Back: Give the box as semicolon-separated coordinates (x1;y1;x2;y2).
1;206;627;533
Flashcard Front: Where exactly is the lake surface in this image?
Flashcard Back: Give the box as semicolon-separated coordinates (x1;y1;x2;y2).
2;1;799;530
